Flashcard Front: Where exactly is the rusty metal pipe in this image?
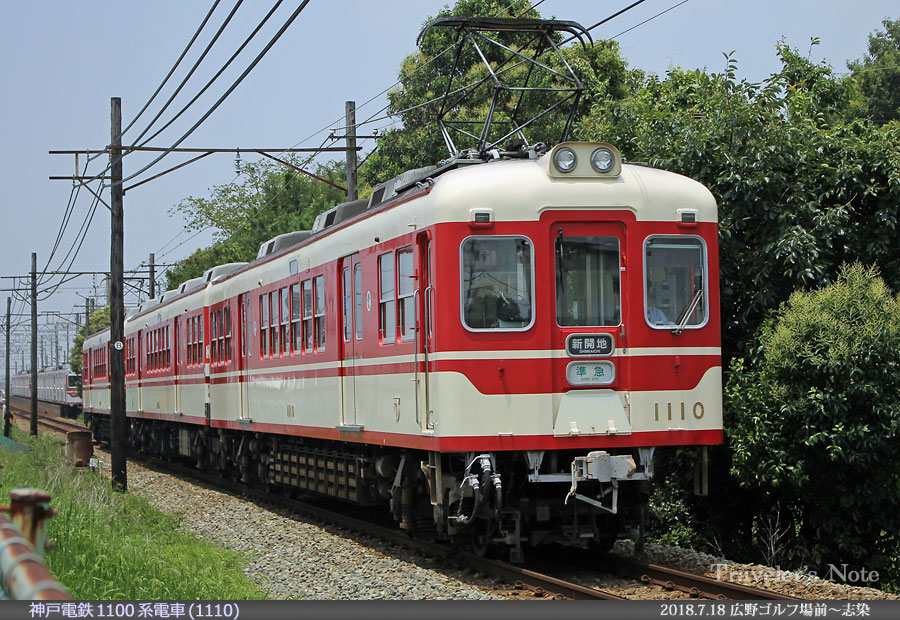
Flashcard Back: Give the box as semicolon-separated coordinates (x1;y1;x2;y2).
9;489;54;558
0;517;69;600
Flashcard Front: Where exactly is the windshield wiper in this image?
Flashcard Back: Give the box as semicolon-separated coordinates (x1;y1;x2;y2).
672;289;703;336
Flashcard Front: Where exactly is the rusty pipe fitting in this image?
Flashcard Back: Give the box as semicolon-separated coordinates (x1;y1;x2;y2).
0;517;69;600
9;489;53;559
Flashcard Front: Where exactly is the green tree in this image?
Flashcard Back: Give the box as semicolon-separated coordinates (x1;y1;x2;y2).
164;158;346;289
848;18;900;124
579;43;900;358
360;0;633;185
69;305;111;376
726;264;900;586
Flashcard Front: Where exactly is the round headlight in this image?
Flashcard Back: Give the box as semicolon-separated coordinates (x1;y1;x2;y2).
553;147;577;172
590;147;615;173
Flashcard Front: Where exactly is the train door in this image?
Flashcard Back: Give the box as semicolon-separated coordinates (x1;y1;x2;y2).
417;234;435;431
551;221;629;435
339;253;361;428
238;294;251;420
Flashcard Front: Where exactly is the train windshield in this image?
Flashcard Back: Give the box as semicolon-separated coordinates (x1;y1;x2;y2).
555;236;621;326
461;236;533;330
67;375;78;388
644;236;707;328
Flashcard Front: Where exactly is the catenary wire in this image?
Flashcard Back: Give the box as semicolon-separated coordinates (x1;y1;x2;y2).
118;0;224;140
133;1;286;151
119;0;313;186
127;0;246;151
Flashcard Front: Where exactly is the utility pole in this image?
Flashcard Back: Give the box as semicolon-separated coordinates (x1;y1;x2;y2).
84;297;91;337
345;100;357;202
148;253;155;299
109;97;127;491
30;252;37;436
54;323;59;368
4;297;10;437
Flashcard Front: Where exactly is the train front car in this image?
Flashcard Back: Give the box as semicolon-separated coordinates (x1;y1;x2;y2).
420;142;722;559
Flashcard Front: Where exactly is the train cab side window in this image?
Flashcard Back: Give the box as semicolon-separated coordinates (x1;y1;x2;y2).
302;280;313;353
461;236;534;330
314;275;326;351
398;247;415;341
644;236;707;329
556;236;621;326
260;295;269;358
379;253;396;344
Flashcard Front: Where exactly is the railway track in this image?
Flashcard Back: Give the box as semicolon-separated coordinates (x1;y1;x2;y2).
9;408;89;436
119;452;793;601
600;554;800;600
8;409;795;600
133;455;625;600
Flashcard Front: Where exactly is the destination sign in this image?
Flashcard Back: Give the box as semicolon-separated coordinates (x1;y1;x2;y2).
565;333;614;357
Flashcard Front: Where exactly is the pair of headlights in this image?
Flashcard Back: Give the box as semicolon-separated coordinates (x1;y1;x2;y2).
553;146;614;173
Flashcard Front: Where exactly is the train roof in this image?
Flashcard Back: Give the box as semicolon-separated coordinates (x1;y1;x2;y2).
83;141;716;344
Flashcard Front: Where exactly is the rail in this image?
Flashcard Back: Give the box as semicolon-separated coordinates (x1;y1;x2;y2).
603;554;800;600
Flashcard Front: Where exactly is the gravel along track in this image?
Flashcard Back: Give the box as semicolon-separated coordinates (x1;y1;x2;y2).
93;451;512;600
86;449;899;601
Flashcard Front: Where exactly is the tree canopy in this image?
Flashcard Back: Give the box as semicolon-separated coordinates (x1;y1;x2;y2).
848;18;900;124
164;158;346;289
579;43;900;359
69;305;111;376
726;264;900;580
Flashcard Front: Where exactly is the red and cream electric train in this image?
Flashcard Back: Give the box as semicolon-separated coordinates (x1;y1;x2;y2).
83;141;721;559
10;369;83;418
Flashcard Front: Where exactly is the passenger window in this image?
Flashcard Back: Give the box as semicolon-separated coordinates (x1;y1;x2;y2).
461;236;533;330
354;264;363;340
260;295;268;358
342;267;352;342
279;288;289;355
644;236;707;328
291;284;301;353
302;280;313;352
397;248;415;341
379;253;396;343
270;291;279;357
314;275;325;351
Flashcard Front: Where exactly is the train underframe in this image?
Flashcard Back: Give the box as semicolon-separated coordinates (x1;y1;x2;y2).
87;412;653;561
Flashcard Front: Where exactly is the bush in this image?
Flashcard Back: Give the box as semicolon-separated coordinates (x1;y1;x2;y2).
726;263;900;587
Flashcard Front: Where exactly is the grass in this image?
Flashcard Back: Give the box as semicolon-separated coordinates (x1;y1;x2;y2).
0;427;269;600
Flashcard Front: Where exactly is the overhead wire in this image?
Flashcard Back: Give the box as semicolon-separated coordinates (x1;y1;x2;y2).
608;0;691;40
127;0;247;150
118;0;225;140
119;0;313;186
133;1;286;151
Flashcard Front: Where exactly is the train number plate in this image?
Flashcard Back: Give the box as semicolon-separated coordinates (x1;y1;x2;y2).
565;333;614;357
566;361;616;386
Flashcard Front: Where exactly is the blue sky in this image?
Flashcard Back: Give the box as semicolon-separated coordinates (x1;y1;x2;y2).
0;0;896;367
